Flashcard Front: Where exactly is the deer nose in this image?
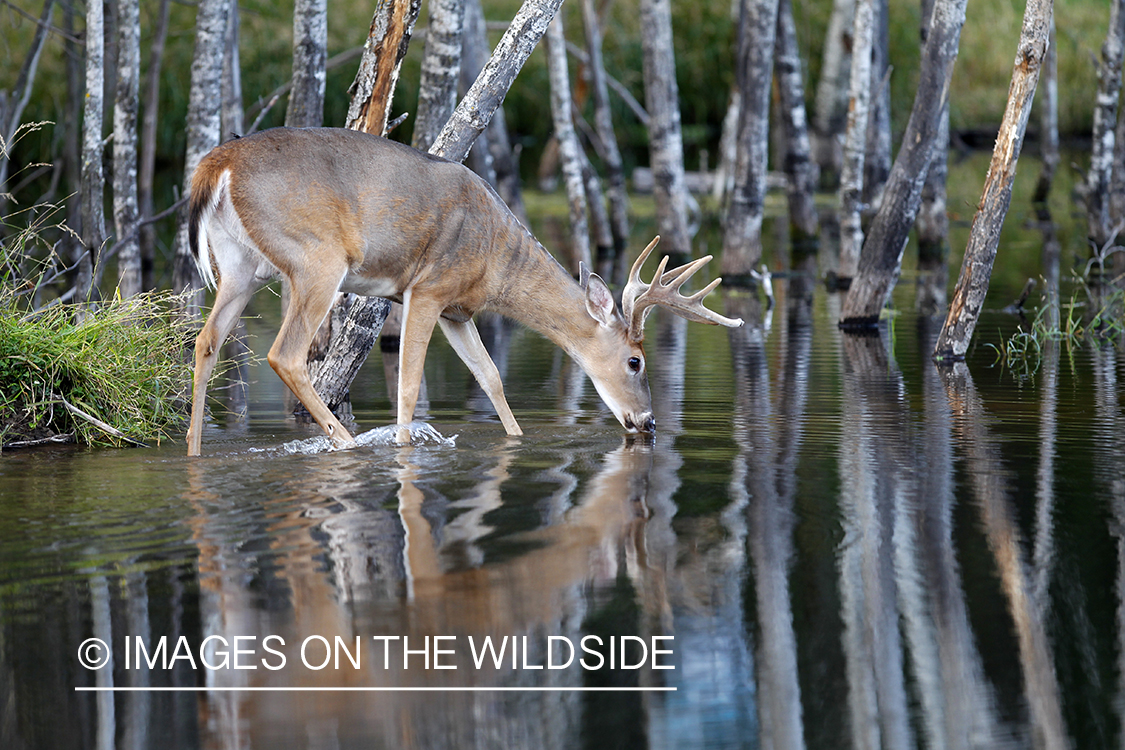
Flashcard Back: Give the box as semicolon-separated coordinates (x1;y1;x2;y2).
625;412;656;433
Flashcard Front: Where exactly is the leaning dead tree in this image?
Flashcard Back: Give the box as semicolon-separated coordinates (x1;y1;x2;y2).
639;0;693;257
1084;0;1125;250
916;0;953;309
839;0;967;326
172;0;231;317
933;0;1054;360
722;0;780;277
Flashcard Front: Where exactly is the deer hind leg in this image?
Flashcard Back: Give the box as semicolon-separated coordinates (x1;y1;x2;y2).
395;289;446;444
438;317;523;436
268;259;356;450
187;263;262;456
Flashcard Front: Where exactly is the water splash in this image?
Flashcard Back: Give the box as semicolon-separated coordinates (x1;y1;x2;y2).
249;422;457;456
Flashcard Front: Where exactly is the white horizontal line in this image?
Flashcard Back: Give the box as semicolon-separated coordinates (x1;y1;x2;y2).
75;686;676;693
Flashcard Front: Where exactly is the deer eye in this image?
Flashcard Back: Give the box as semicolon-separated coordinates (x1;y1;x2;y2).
628;356;642;373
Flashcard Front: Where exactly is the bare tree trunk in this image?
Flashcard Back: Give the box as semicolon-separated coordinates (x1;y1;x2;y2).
546;14;590;273
582;0;630;263
78;0;107;303
1032;16;1058;203
722;0;780;277
640;0;693;258
773;0;819;246
113;0;141;298
1085;0;1125;249
221;0;243;140
412;0;463;152
933;0;1053;360
837;0;874;283
863;0;891;215
916;0;951;298
346;0;423;136
461;0;526;223
63;3;83;284
812;0;855;187
839;0;967;326
286;0;327;129
1113;72;1125;229
138;0;169;292
172;0;231;317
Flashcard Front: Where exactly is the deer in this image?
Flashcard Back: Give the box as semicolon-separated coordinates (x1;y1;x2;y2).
185;127;742;456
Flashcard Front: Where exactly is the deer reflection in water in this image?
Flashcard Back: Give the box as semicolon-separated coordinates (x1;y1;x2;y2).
182;431;668;745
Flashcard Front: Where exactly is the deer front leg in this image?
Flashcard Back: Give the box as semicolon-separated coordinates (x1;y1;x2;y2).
268;264;357;450
396;289;446;444
438;317;523;436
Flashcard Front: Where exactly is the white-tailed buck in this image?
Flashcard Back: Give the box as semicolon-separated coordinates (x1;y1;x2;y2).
186;128;742;455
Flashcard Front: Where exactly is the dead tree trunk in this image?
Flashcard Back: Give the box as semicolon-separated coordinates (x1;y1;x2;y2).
286;0;327;129
812;0;855;187
839;0;967;327
172;0;231;317
837;0;874;283
774;0;819;247
546;14;591;273
138;0;169;292
933;0;1053;360
1084;0;1125;250
640;0;693;258
461;0;526;223
113;0;141;298
722;0;780;278
863;0;891;215
582;0;631;266
78;0;107;303
413;0;464;152
1032;16;1058;203
221;0;243;139
916;0;952;297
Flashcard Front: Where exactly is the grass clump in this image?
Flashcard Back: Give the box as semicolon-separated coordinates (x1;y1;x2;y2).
0;289;196;449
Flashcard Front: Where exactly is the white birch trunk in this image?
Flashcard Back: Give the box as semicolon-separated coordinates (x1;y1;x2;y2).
721;0;780;277
172;0;231;317
812;0;856;186
640;0;693;257
837;0;875;282
286;0;327;129
221;0;243;138
1085;0;1125;249
413;0;464;153
113;0;141;298
78;0;106;303
774;0;819;244
546;15;590;273
1033;17;1058;203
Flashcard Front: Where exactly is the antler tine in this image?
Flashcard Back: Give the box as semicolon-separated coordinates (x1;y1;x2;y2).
625;251;744;340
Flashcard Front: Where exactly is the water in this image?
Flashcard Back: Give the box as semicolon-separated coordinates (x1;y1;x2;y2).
2;180;1124;746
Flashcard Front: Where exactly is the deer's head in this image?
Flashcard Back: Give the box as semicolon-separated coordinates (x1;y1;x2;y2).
577;237;744;434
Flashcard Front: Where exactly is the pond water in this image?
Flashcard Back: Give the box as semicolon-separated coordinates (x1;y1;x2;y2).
2;166;1124;748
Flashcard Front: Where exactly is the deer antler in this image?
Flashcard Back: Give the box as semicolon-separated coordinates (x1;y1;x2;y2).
621;236;744;342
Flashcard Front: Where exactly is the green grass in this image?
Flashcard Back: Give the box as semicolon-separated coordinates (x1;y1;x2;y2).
0;288;196;448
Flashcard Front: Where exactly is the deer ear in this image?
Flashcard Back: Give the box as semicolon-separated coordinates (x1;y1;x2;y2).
584;272;617;328
579;261;592;290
